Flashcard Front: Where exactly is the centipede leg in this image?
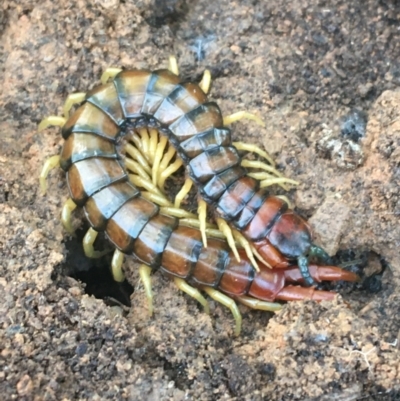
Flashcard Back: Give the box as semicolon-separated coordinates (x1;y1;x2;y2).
83;227;110;259
203;287;242;336
40;155;61;193
233;141;275;167
124;143;152;175
235;295;282;312
63;92;86;119
216;218;241;263
198;199;208;248
61;198;77;234
174;278;210;314
199;70;212;94
242;159;298;190
152;136;168;185
148;128;159;164
139;264;153;316
174;178;193;208
38;116;66;132
111;249;125;282
168;55;179;76
158;158;183;191
100;67;122;85
223;111;265;128
231;229;263;271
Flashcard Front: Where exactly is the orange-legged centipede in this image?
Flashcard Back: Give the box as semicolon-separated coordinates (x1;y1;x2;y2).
39;58;358;334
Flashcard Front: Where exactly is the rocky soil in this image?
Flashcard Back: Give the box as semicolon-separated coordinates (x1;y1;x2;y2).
1;0;400;400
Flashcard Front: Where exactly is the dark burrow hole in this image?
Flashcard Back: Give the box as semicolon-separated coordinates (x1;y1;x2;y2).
62;224;134;307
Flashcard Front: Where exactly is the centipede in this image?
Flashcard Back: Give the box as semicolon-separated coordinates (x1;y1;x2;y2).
39;57;358;335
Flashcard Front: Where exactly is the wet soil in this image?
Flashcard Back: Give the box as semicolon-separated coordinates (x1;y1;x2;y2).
1;0;400;400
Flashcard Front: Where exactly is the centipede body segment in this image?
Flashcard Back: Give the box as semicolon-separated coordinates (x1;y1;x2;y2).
39;58;358;334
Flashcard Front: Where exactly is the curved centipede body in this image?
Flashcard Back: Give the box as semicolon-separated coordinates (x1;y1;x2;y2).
39;59;359;334
75;63;328;284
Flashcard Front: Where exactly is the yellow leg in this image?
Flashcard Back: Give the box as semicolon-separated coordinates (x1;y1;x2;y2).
233;141;275;167
38;116;66;132
128;174;166;198
216;218;240;263
203;287;242;336
223;111;265;128
168;55;179;76
235;295;282;312
111;249;125;282
130;133;144;152
199;69;212;94
83;227;110;258
251;244;273;269
160;207;196;219
152;136;168;185
198;199;208;248
125;159;152;184
137;128;150;158
259;177;298;189
149;129;159;164
61;198;77;234
139;264;153;316
276;195;292;209
241;159;280;175
63;92;86;119
100;67;122;85
174;178;193;208
141;191;173;207
174;278;210;314
158;158;183;190
158;146;176;176
40;155;60;193
231;229;261;271
124;143;152;175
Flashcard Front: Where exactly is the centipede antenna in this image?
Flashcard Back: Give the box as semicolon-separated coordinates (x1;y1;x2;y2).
298;255;316;287
309;244;333;265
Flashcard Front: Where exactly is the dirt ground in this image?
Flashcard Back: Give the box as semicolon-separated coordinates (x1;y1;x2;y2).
1;0;400;400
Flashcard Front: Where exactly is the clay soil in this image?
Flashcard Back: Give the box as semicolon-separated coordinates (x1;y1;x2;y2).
1;1;400;400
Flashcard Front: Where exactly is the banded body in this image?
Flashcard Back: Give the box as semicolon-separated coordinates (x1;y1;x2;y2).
64;67;326;284
39;63;359;334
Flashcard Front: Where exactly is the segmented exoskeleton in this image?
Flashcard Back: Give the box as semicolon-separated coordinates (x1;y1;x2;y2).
39;58;358;334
